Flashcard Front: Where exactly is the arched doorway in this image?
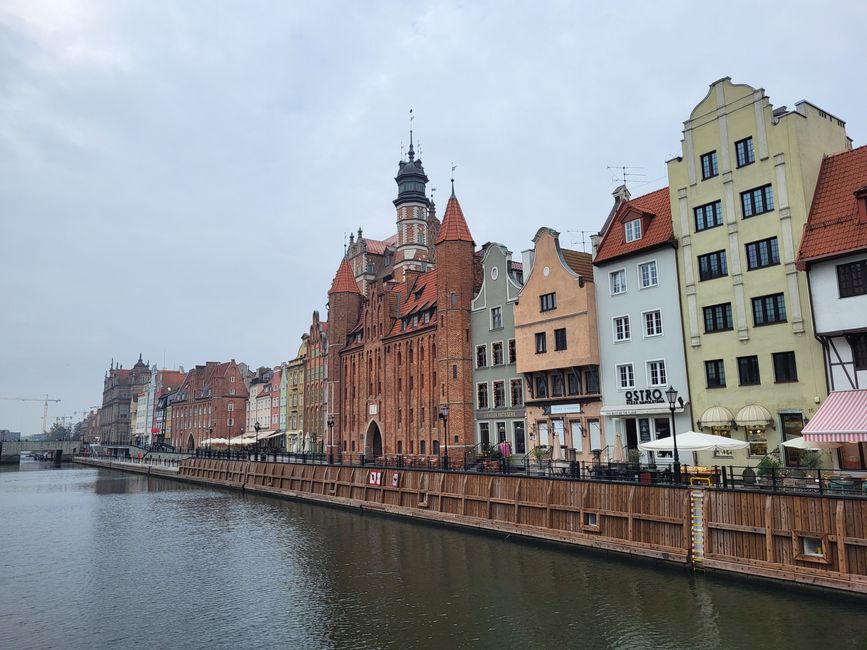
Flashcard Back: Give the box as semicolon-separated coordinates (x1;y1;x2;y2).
187;434;195;451
365;420;383;460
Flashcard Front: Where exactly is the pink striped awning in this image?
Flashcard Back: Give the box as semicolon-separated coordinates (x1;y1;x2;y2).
803;390;867;443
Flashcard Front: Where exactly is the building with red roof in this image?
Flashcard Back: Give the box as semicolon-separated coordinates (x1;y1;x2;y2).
326;162;479;464
592;187;692;464
99;355;151;445
796;146;867;469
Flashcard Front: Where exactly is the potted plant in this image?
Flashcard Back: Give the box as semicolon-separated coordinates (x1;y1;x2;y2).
627;448;642;468
756;454;782;485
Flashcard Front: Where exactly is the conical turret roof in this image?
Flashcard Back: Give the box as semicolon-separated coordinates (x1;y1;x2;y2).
435;194;474;245
328;258;361;295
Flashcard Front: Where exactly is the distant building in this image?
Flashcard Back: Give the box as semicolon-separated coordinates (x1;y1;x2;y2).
99;355;151;444
0;430;22;442
304;311;328;453
286;338;306;452
471;242;527;455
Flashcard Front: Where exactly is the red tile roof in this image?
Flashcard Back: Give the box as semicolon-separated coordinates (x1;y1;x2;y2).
797;146;867;267
363;238;391;255
328;258;361;295
435;195;474;244
561;249;594;281
387;269;438;336
593;187;672;264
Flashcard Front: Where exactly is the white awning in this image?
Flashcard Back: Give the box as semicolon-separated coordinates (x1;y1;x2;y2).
699;406;734;428
735;404;773;428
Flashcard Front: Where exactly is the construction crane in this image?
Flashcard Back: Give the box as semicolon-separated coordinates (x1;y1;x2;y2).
0;395;62;434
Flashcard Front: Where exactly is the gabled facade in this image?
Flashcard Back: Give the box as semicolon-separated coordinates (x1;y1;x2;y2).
515;228;602;462
593;187;692;464
471;243;527;454
797;145;867;470
286;338;307;452
99;355;151;444
668;77;851;466
304;311;328;453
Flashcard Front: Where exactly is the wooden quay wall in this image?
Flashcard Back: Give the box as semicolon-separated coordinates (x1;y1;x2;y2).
173;458;867;594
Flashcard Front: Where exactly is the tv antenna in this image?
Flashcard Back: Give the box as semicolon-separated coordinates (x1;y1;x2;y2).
567;230;595;253
606;165;647;186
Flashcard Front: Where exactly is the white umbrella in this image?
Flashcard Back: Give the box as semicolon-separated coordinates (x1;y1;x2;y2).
780;437;841;450
639;430;749;452
201;437;229;446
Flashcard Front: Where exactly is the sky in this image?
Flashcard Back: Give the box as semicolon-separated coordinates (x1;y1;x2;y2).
1;0;865;435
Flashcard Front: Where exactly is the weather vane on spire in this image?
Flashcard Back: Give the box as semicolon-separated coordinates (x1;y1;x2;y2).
408;109;415;161
450;162;457;196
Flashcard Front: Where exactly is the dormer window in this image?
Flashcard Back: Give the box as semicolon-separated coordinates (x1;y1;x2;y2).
624;219;642;243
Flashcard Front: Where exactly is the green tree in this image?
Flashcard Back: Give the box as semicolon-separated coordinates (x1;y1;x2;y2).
47;422;73;441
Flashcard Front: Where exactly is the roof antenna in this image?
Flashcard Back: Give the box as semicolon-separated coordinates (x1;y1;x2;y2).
450;162;457;197
606;164;647;188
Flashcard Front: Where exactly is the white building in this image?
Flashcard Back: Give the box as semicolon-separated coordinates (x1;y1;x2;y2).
592;186;693;464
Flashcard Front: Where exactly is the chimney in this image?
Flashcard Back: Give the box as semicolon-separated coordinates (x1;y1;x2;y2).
522;249;535;277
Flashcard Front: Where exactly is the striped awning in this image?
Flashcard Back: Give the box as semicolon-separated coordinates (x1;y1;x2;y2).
803;390;867;442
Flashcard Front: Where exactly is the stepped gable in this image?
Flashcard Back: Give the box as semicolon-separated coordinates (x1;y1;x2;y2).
797;145;867;267
329;258;362;295
435;195;474;245
593;186;672;264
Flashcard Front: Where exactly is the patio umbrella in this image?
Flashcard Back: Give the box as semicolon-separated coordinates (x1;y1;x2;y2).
780;437;841;450
639;430;749;452
612;432;625;462
201;437;229;446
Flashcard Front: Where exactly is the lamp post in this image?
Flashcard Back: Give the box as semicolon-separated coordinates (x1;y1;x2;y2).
254;420;261;458
327;414;334;465
665;385;681;484
439;404;450;471
207;426;213;456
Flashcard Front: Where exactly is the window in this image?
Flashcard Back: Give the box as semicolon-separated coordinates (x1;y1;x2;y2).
705;359;726;387
420;440;426;455
745;237;779;270
479;423;490;447
493;381;506;408
852;335;867;370
698;250;728;281
567;372;580;395
752;293;787;326
703;303;733;333
540;292;557;312
492;342;504;366
642;310;662;337
534;375;548;398
477;383;489;409
773;351;798;383
510;379;523;407
610;269;627;294
735;137;755;167
837;260;867;298
490;306;503;329
535;332;547;354
638;261;658;288
737;356;760;386
508;339;516;364
614;316;631;342
700;151;718;179
624;219;642;242
551;373;564;397
616;364;635;389
476;345;487;368
554;328;567;351
741;184;774;217
647;360;667;387
694;201;724;232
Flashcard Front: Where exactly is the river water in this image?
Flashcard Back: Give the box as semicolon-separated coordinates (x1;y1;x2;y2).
1;463;865;649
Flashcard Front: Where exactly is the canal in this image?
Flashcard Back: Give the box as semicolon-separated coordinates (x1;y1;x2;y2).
1;464;865;649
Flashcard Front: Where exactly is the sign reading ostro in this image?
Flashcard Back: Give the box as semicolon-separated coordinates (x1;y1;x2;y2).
625;389;664;405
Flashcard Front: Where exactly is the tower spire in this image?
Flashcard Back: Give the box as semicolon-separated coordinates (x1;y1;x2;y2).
450;162;457;197
408;108;415;162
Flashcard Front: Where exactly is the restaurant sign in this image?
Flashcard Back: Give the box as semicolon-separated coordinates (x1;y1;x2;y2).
625;389;664;406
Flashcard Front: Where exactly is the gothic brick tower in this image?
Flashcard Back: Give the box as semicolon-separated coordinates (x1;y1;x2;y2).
327;257;363;461
434;187;475;462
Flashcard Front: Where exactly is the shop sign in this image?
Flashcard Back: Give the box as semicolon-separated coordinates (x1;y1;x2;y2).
368;470;383;486
625;389;664;406
544;404;582;415
639;420;651;442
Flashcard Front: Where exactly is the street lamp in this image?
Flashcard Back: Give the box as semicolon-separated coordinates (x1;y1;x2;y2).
665;385;682;484
207;426;213;456
327;414;334;464
439;404;450;471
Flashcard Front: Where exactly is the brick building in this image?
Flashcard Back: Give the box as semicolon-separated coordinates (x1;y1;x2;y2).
170;360;248;450
304;311;328;453
99;355;151;444
327;145;479;463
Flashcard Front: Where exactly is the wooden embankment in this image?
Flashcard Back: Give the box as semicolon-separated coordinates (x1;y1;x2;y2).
76;457;867;595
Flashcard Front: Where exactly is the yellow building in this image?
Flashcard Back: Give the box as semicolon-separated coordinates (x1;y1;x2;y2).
667;78;850;467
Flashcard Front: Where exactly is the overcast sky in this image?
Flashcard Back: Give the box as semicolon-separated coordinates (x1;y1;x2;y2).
1;1;865;435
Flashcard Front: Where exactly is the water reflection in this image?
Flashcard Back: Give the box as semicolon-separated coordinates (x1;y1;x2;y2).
1;466;865;650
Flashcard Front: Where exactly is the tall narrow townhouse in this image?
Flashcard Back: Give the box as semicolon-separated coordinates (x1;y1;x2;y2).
471;243;526;455
286;338;307;452
592;187;693;464
796;145;867;470
668;77;850;466
515;228;601;463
